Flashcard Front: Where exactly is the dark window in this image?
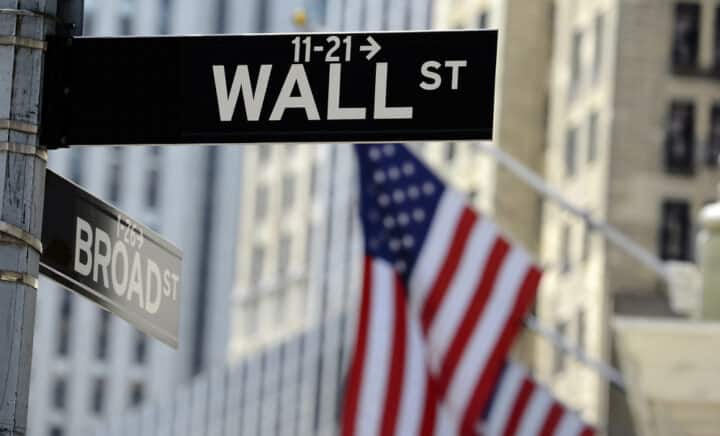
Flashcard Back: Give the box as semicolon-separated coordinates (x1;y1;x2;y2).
553;322;568;375
49;427;63;436
560;224;572;273
108;148;124;204
159;0;173;34
134;331;147;364
96;310;110;360
129;383;144;406
477;11;488;28
707;104;720;166
282;174;295;211
445;143;457;162
57;292;72;356
565;128;578;177
70;149;85;185
665;101;695;174
570;31;583;96
588;112;599;162
593;14;604;82
53;378;66;410
91;378;105;415
278;236;291;276
672;3;700;71
660;200;691;260
577;310;586;353
255;185;268;220
119;15;133;35
251;245;265;288
146;147;162;209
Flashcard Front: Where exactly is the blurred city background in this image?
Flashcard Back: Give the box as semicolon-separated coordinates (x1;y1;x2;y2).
26;0;720;435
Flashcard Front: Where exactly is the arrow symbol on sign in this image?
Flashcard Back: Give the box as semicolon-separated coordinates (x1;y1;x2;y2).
359;36;381;60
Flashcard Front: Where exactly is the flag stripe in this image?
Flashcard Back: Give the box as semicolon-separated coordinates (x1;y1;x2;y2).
420;374;438;436
554;414;584;436
420;207;477;335
539;403;564;436
395;311;428;436
437;237;510;396
341;257;373;436
516;389;553;436
426;218;498;372
502;378;534;436
410;190;465;309
380;275;407;436
580;426;596;436
460;265;541;434
484;364;526;436
356;260;395;436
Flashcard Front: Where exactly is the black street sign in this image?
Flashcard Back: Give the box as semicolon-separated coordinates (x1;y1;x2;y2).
40;170;182;348
41;30;497;147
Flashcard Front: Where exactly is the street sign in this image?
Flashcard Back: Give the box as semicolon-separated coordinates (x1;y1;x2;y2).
40;170;182;348
41;30;497;147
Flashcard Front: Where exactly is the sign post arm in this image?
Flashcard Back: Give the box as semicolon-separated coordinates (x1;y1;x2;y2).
0;2;52;434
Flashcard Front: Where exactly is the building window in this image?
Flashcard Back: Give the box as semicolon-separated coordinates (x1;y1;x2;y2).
281;174;295;211
672;3;700;71
707;104;720;166
560;224;572;273
255;184;268;220
581;222;592;262
146;147;162;209
134;331;147;364
587;112;599;162
96;310;110;360
577;309;586;353
129;383;144;406
57;292;72;356
477;11;488;28
570;31;583;97
445;142;457;162
660;200;691;260
70;149;85;185
564;128;578;177
715;7;720;72
250;245;265;288
258;145;271;163
665;101;695;174
593;14;604;82
552;322;568;375
119;0;135;35
159;0;172;34
53;377;67;410
108;148;124;204
309;160;318;197
278;235;291;276
91;378;105;415
49;427;64;436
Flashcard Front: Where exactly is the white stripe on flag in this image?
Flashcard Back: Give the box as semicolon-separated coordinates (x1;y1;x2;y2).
433;401;457;436
394;313;427;436
554;413;585;436
409;189;465;310
516;389;553;436
484;363;526;436
355;260;395;436
426;218;497;372
445;248;531;419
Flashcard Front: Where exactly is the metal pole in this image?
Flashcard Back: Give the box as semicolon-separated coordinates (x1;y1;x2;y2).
0;2;52;435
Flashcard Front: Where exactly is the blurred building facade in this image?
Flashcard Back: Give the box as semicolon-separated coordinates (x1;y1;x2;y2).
432;0;720;435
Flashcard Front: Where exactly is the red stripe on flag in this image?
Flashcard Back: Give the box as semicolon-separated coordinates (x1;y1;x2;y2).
380;275;408;436
420;208;477;335
341;257;373;436
419;373;439;436
437;237;510;397
539;403;564;436
501;378;534;436
460;266;542;435
580;426;596;436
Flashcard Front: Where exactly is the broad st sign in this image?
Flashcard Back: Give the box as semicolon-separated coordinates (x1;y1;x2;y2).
41;171;182;347
41;30;497;147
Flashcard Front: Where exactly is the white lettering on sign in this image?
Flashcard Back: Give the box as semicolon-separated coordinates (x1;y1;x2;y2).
74;216;179;315
419;60;468;91
211;62;414;122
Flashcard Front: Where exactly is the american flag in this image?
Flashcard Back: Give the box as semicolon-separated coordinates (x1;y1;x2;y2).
342;144;595;436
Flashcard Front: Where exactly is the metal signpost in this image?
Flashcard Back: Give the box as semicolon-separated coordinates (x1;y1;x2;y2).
40;30;497;147
41;170;182;347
